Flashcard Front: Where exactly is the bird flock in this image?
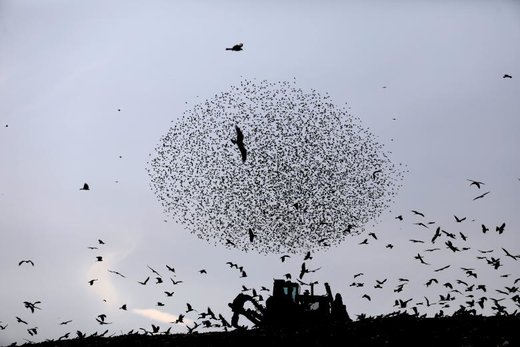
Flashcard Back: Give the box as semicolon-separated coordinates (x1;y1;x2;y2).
147;78;405;254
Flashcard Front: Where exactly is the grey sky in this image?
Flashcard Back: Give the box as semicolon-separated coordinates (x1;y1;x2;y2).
1;0;520;345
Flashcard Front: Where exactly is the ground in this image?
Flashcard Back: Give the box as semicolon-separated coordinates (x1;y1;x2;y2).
11;314;519;347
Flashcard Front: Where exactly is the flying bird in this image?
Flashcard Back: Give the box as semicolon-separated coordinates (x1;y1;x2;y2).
107;269;126;278
80;183;90;191
454;215;466;223
231;125;247;163
248;228;256;242
467;179;484;189
226;43;243;51
496;223;506;234
137;276;150;285
411;210;425;217
503;74;512;78
473;191;490;201
18;260;34;267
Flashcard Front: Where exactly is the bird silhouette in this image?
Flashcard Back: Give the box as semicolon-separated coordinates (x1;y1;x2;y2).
24;301;42;313
107;269;126;278
226;43;243;51
80;183;90;191
18;260;34;266
496;223;506;234
88;279;98;286
137;276;150;285
16;317;28;325
186;303;196;313
248;228;256;242
467;179;484;188
411;210;425;217
372;169;382;180
503;74;512;78
231;125;247;163
454;215;466;223
147;265;162;277
473;191;490;201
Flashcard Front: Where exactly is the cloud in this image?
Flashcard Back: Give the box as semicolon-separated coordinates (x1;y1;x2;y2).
132;308;188;324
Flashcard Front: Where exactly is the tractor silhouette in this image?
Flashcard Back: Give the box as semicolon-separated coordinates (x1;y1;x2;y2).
228;279;350;329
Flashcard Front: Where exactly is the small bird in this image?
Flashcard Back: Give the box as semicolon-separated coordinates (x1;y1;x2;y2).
18;260;35;267
226;43;243;51
199;269;207;274
166;265;175;273
248;228;256;242
503;74;512;78
165;291;175;297
414;253;430;265
96;256;103;262
137;276;150;285
23;301;42;313
170;279;183;285
386;243;394;249
59;320;72;325
88;279;98;286
147;265;162;277
496;223;506;234
107;269;126;278
454;215;466;223
473;191;490;201
80;183;90;191
434;265;450;272
467;179;484;188
186;303;196;313
304;251;312;260
362;294;371;301
119;304;127;310
372;169;382;180
395;215;403;221
16;317;28;325
482;224;489;234
411;210;425;217
231;125;247;163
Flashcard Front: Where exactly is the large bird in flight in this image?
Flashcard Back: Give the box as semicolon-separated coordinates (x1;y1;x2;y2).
231;125;247;163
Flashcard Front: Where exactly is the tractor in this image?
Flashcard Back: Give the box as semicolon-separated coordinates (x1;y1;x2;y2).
228;279;350;329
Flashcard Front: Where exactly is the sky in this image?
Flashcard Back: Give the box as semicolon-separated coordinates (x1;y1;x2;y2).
1;0;520;345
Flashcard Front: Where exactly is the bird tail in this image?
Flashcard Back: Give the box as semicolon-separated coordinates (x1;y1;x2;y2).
225;48;232;50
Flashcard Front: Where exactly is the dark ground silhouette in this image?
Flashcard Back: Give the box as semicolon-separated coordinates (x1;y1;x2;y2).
12;314;519;347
